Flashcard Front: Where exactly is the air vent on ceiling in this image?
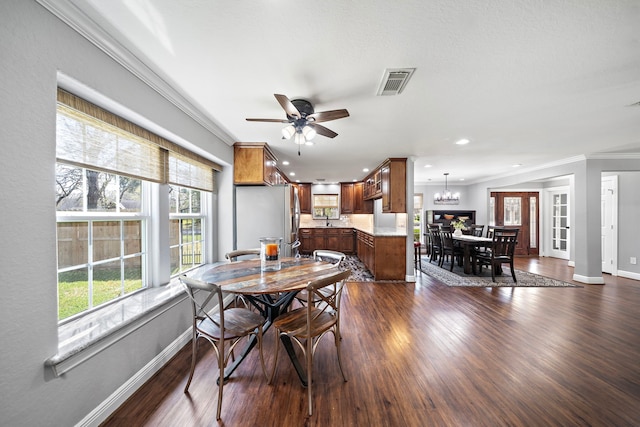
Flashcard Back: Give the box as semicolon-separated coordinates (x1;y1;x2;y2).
377;68;416;96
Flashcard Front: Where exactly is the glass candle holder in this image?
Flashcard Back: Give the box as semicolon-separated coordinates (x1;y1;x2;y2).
260;237;282;272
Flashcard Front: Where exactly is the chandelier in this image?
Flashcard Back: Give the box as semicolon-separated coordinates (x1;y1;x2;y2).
434;173;460;205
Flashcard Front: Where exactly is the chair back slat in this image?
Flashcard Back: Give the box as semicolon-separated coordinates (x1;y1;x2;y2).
490;228;519;257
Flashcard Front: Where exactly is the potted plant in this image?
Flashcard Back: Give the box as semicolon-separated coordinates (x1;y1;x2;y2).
452;219;466;236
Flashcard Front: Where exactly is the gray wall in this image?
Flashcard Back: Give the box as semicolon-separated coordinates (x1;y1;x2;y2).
0;2;233;426
617;172;640;274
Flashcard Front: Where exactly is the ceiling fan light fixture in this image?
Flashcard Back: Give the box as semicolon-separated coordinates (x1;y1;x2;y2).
293;132;305;145
281;124;295;139
302;125;316;140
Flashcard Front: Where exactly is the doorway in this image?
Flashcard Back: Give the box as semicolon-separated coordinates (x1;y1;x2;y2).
490;191;539;256
601;175;618;275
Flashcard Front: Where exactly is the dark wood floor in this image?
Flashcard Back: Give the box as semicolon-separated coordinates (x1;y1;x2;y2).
101;257;640;427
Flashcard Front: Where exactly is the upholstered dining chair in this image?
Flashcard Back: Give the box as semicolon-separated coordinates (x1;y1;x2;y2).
179;275;268;420
269;269;351;416
475;228;520;282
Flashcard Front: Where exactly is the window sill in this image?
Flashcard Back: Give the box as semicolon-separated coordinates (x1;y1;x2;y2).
45;263;220;377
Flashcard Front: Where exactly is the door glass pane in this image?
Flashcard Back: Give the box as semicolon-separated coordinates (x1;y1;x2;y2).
503;197;522;226
529;196;537;248
489;197;495;226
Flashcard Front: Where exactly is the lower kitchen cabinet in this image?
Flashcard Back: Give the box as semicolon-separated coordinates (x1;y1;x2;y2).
356;230;406;280
299;228;355;255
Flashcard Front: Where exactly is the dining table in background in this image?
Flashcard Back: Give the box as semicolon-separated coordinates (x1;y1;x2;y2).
190;257;342;385
452;234;493;274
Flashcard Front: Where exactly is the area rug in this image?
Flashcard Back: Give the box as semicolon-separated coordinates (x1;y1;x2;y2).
419;257;582;288
307;254;374;282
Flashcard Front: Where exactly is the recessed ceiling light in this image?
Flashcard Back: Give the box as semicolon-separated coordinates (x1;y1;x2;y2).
512;163;522;168
424;164;432;168
363;168;369;172
295;179;300;183
459;178;465;181
282;161;290;166
289;172;295;176
455;138;470;145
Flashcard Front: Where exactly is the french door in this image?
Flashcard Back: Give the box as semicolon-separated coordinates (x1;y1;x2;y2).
490;191;539;256
547;188;570;260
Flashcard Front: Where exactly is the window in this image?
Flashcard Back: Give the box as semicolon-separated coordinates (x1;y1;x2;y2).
312;194;339;219
169;185;206;275
55;88;221;322
56;165;147;321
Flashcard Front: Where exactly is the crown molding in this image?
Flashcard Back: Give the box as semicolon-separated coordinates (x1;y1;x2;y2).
35;0;235;146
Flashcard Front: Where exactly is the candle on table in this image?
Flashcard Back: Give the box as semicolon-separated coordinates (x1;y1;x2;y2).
266;243;278;257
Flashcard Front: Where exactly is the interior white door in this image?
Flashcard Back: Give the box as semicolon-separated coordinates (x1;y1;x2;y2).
601;175;617;274
547;188;570;260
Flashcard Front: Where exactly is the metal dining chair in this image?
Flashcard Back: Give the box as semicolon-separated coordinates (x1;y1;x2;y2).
269;269;351;416
179;275;268;420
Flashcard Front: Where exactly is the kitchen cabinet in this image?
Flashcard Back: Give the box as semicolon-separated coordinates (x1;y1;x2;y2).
353;182;373;214
339;228;355;253
356;230;406;280
300;228;313;254
297;183;312;214
299;228;355;255
341;182;372;215
381;158;406;213
340;183;354;214
362;158;406;213
233;142;288;185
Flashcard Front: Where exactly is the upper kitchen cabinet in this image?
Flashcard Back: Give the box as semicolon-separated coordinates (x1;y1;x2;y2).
363;158;406;213
297;183;312;214
341;182;373;214
233;142;288;185
340;183;354;214
381;158;406;213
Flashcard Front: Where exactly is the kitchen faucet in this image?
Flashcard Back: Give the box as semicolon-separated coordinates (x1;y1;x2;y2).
326;215;330;226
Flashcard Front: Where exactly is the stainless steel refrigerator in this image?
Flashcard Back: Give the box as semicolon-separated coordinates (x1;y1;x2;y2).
234;184;300;257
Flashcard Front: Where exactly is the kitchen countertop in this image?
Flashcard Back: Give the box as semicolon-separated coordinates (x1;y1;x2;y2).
301;225;407;237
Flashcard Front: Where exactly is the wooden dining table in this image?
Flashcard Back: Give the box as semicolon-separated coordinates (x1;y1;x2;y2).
452;234;493;274
190;257;342;385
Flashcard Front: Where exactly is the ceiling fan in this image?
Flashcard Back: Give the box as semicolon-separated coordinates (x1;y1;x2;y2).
246;94;349;153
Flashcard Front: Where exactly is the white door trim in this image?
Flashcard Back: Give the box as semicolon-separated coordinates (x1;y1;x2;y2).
601;175;618;275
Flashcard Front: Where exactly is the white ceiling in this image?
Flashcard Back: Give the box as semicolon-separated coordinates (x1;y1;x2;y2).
52;0;640;185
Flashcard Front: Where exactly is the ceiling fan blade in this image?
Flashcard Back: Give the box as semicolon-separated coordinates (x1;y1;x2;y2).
307;109;350;123
274;94;301;119
245;118;289;123
311;123;338;138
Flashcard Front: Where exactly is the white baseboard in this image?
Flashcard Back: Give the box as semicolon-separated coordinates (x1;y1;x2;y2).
618;269;640;281
572;274;605;284
76;294;234;427
406;274;416;282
